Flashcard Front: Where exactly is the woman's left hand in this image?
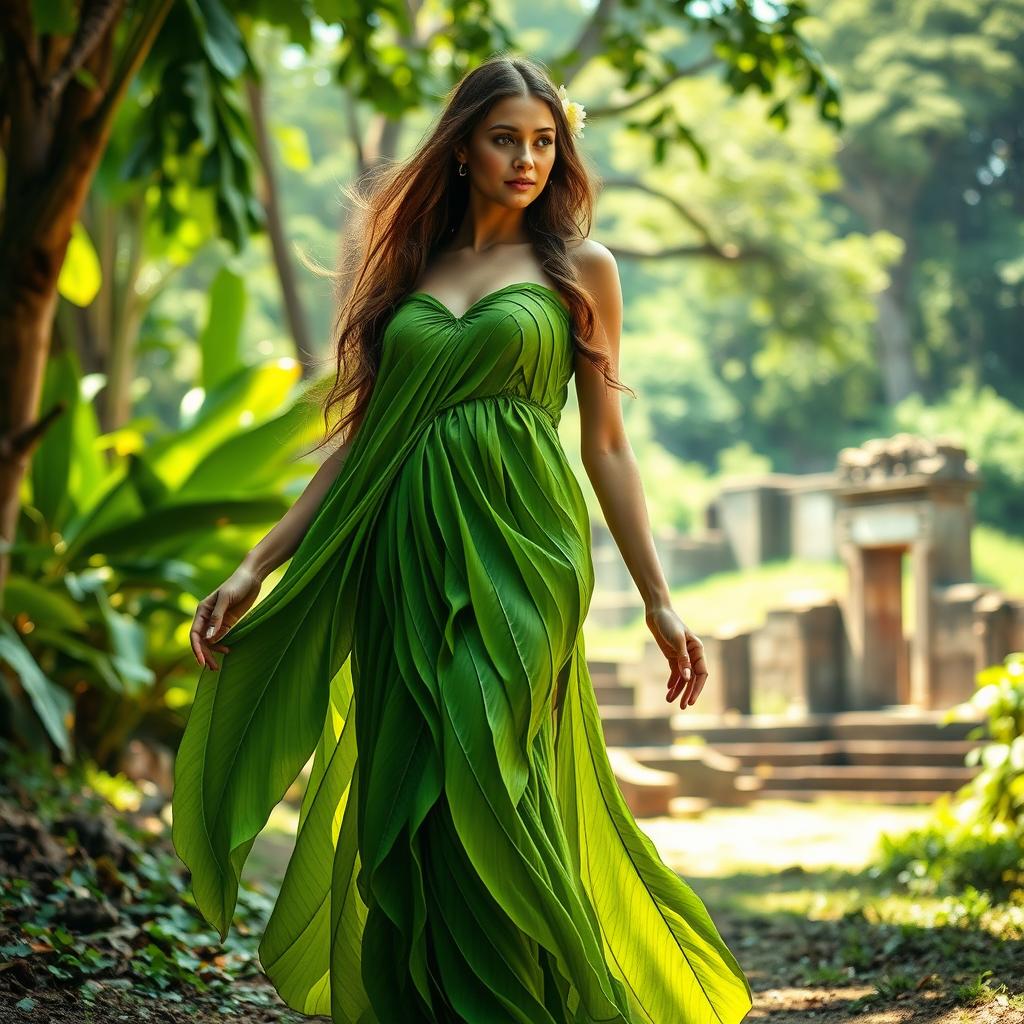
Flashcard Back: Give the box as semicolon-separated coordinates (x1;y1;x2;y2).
645;605;708;709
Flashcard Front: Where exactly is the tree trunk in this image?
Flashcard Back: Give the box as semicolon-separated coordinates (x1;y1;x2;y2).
244;76;315;375
0;2;173;607
0;197;89;610
837;156;923;406
102;197;146;432
874;284;919;406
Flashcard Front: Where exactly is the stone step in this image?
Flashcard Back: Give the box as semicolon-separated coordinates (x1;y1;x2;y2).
629;744;751;807
666;708;987;745
586;659;626;686
708;740;843;766
749;788;952;806
668;795;711;819
708;737;982;767
606;748;677;818
826;709;987;741
838;738;982;766
670;712;831;743
600;709;674;747
740;763;978;792
593;683;636;707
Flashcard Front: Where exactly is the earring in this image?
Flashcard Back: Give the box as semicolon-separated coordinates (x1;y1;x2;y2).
457;162;467;176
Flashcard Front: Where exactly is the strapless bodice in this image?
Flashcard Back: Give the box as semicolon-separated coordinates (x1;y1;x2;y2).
382;281;573;428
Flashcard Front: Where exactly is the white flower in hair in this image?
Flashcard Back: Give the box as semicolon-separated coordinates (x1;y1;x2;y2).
557;84;586;139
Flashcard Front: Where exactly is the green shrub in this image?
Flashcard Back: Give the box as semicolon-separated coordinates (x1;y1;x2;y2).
1;347;325;769
872;802;1023;902
963;652;1024;828
870;652;1024;902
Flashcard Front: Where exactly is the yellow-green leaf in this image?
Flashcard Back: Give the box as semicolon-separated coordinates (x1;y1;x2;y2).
57;221;102;307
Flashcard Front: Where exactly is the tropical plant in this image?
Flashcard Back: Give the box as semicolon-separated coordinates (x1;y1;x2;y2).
871;652;1024;902
0;331;326;769
958;652;1024;829
1;0;841;602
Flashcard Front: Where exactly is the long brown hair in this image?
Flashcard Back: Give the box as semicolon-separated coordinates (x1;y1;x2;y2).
304;51;634;456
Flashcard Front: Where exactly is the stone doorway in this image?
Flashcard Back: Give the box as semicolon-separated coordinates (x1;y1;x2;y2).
836;435;979;710
860;545;911;705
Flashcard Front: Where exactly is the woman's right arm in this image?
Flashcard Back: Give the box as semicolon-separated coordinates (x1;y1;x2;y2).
240;411;365;583
190;410;366;669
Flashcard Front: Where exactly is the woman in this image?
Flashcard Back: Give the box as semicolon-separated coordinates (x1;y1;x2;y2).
172;52;753;1024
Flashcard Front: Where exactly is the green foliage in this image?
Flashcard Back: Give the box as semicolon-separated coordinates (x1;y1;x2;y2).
625;315;745;468
31;0;76;35
0;620;74;762
807;0;1024;399
891;382;1024;532
2;332;328;768
873;809;1023;903
871;653;1024;903
56;221;102;307
954;969;1012;1006
964;654;1024;827
703;857;1023;1016
603;0;1024;472
973;525;1024;595
591;0;843;167
602;71;895;472
0;741;278;1013
103;0;840;253
198;264;248;391
123;0;263;250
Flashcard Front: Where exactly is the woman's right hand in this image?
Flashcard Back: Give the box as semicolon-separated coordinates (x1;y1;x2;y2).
189;566;263;671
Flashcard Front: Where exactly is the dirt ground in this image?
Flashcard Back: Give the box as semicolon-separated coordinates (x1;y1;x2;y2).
2;795;1022;1023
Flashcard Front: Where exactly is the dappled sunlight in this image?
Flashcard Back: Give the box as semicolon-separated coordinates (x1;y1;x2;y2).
637;797;934;877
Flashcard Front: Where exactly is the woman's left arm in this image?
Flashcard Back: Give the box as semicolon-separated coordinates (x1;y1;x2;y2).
573;241;708;710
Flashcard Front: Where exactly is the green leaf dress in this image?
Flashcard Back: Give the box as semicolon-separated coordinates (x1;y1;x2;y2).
171;281;753;1024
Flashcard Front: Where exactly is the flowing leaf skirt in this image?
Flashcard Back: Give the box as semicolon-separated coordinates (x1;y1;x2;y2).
254;401;753;1023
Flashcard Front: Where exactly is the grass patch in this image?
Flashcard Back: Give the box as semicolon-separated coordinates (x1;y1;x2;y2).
973;523;1024;593
586;524;1024;658
585;558;846;655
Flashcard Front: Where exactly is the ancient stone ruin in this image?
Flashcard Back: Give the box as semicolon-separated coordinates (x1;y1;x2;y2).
589;434;1017;813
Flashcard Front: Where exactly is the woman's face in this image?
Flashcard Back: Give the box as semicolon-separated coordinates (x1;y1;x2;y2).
456;93;557;208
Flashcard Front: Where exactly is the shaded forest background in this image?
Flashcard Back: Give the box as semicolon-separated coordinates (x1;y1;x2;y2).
1;5;1023;1021
64;0;1023;534
2;0;1022;767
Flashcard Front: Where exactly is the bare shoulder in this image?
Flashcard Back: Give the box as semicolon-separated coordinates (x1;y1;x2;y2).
566;237;621;325
566;235;614;270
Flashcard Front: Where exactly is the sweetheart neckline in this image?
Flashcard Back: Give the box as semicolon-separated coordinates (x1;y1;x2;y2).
405;281;570;322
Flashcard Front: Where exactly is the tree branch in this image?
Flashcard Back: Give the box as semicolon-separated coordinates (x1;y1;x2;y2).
607;241;765;262
31;0;172;244
37;0;124;106
559;0;619;85
0;399;66;463
0;1;43;93
584;55;719;119
343;87;367;172
85;0;172;140
600;175;747;258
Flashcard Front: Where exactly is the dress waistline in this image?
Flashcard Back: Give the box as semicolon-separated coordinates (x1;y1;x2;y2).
432;391;559;429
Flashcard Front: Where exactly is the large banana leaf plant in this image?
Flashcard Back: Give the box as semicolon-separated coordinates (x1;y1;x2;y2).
1;329;328;769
